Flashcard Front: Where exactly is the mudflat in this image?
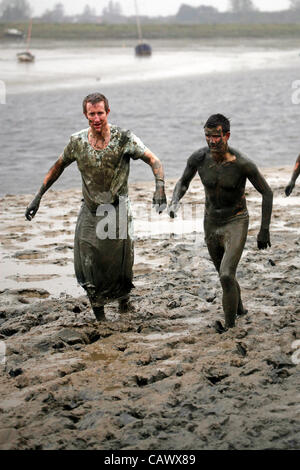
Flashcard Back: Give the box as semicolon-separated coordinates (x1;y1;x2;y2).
0;167;299;450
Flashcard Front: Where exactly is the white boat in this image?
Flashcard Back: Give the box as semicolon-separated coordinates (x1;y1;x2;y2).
5;28;24;39
17;51;35;62
17;19;35;63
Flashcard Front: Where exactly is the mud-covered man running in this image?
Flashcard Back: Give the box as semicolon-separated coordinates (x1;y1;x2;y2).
25;93;167;321
285;154;300;196
169;114;273;332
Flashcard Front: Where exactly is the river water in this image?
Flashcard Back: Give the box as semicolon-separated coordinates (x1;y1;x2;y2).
1;38;300;196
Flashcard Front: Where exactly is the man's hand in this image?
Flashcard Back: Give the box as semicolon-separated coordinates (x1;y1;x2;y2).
153;186;167;214
257;228;271;250
285;181;295;197
168;202;180;219
25;195;41;221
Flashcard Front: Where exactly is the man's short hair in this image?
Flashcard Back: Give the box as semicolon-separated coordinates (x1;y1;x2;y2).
82;93;109;114
204;114;230;134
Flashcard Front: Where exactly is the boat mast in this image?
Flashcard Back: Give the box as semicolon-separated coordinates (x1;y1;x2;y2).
26;18;32;52
134;0;143;44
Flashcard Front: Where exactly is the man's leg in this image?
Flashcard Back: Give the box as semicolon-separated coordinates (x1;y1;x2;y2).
204;219;226;332
92;306;105;321
219;218;249;328
235;281;247;317
206;241;245;319
118;295;135;313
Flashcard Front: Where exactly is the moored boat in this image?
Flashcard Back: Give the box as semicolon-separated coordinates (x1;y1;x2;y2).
134;0;152;57
16;19;35;63
17;51;35;62
135;43;152;57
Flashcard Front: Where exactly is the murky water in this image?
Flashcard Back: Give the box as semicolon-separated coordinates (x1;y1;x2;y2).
1;39;300;196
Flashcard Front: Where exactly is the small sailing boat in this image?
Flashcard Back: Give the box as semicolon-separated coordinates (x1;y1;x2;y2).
17;19;35;63
134;0;152;57
4;28;24;39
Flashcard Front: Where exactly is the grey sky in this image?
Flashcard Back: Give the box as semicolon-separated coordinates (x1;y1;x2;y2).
29;0;291;17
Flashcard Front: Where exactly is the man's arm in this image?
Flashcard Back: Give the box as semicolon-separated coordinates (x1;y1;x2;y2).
25;155;68;221
285;154;300;196
140;149;167;213
168;157;198;218
246;162;273;249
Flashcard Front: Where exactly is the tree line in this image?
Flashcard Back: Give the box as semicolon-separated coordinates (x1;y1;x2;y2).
2;0;300;23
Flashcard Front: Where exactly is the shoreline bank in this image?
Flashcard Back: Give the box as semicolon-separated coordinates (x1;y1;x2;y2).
3;23;300;41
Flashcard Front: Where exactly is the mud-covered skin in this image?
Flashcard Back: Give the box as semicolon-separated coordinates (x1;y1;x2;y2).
169;142;273;329
140;152;166;213
25;157;65;221
170;146;273;246
204;215;249;328
285;154;300;196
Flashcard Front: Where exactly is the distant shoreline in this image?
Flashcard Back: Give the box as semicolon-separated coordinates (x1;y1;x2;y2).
2;22;300;41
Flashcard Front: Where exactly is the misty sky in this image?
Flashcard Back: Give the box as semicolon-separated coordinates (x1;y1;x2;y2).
29;0;291;17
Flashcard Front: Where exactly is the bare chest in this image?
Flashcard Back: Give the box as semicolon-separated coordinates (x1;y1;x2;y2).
198;161;244;191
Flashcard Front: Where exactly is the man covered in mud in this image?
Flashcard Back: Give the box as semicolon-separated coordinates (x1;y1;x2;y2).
285;154;300;196
168;114;273;332
25;92;166;321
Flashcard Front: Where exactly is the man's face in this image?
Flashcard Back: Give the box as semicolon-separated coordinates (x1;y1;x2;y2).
204;125;230;153
85;101;110;133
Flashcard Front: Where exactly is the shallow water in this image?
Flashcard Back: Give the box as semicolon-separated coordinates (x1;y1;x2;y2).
1;39;300;196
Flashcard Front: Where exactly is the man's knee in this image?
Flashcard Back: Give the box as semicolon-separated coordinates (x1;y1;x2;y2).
220;272;235;289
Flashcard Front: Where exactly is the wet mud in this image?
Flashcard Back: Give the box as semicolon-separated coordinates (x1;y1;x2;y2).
0;168;299;450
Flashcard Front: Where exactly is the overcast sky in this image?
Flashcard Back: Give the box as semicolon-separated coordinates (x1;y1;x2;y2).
29;0;291;17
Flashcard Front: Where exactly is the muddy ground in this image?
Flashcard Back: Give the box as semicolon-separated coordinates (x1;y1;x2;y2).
0;168;299;450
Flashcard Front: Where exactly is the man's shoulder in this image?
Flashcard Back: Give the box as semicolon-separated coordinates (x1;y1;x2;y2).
229;147;259;174
110;124;130;136
110;124;136;145
70;128;89;141
230;147;253;165
188;147;209;166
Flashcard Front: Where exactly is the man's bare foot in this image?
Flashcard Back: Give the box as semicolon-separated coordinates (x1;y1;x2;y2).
118;298;135;313
237;308;248;317
214;320;228;334
93;306;105;321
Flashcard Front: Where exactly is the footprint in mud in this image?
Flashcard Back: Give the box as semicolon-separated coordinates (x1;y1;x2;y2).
6;274;59;282
133;263;153;275
12;288;50;298
3;226;28;233
13;250;47;260
42;230;72;238
0;288;50;308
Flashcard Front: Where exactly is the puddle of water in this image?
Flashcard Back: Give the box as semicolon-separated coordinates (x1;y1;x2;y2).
136;330;190;341
273;196;300;207
184;315;210;325
271;219;300;234
257;305;278;316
